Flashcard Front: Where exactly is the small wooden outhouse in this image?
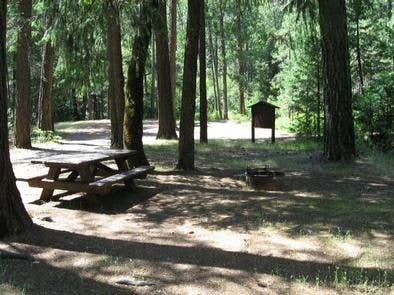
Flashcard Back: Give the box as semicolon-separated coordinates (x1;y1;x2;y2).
250;101;279;143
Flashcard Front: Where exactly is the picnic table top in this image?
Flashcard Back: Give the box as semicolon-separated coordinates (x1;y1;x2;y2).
31;149;137;168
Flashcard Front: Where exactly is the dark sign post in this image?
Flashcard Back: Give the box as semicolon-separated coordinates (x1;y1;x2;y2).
250;101;279;144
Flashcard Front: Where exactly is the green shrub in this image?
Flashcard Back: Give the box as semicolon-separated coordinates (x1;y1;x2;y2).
31;128;61;143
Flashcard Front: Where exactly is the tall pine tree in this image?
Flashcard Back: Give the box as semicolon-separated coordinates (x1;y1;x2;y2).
0;0;32;238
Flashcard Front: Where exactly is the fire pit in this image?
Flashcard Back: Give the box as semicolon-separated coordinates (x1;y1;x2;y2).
245;165;284;189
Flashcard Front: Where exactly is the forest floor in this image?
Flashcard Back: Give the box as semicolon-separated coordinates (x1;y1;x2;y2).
1;120;393;294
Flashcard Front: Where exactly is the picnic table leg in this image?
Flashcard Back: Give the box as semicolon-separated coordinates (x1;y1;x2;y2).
78;165;95;183
77;165;97;197
93;163;115;176
40;167;61;201
66;170;79;182
115;158;136;191
115;158;129;171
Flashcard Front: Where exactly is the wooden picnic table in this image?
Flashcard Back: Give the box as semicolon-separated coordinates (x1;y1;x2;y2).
27;150;154;201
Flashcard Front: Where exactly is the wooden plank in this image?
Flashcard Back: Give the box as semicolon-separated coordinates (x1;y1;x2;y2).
115;158;129;172
114;158;135;190
90;166;154;188
19;169;71;183
29;178;111;195
40;167;61;201
65;170;79;182
31;150;137;168
78;165;95;183
94;163;116;175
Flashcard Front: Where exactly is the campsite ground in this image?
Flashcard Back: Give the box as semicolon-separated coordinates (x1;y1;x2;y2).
1;120;393;294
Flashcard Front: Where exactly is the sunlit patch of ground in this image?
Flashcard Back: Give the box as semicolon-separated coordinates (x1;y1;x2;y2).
2;120;393;294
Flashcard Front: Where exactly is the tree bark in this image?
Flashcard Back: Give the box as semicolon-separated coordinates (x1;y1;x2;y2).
0;0;32;238
150;32;157;118
169;0;177;114
388;0;393;71
318;0;356;161
207;21;219;117
316;63;321;138
354;3;364;93
213;30;222;118
236;2;245;115
14;0;32;148
156;0;177;139
87;93;95;120
107;1;125;149
199;0;208;143
8;54;16;123
219;0;228;120
71;89;79;120
124;1;152;167
37;40;54;131
177;0;201;170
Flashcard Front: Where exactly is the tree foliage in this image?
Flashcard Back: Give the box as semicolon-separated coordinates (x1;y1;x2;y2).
4;0;392;149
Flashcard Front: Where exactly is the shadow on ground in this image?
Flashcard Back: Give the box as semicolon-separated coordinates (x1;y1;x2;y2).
6;130;394;294
3;225;393;292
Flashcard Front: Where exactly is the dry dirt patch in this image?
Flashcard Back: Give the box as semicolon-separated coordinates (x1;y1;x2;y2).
2;120;393;294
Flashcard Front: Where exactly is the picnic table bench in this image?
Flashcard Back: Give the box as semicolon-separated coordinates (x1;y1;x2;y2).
26;150;154;201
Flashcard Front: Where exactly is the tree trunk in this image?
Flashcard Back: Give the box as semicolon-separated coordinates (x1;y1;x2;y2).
107;1;125;149
199;0;208;143
238;60;246;115
236;2;245;115
124;1;152;167
37;40;54;131
169;0;177;115
9;54;16;123
82;93;87;120
316;63;321;138
87;93;95;120
388;0;393;71
96;94;101;119
207;21;219;116
177;0;201;170
355;12;364;92
318;0;356;161
156;0;178;139
219;0;228;120
93;94;98;119
0;0;32;238
71;89;79;120
213;31;222;118
14;0;32;148
150;32;157;118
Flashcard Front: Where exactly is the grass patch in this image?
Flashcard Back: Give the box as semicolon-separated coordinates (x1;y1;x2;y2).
31;128;61;144
0;262;26;294
228;111;250;123
359;146;394;176
145;137;322;170
274;265;393;290
252;194;394;235
145;137;394;181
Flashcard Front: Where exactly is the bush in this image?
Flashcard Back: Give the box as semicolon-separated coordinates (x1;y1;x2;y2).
31;128;61;143
355;71;393;151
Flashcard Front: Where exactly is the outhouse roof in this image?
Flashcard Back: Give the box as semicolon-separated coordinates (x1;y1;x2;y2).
249;101;279;109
